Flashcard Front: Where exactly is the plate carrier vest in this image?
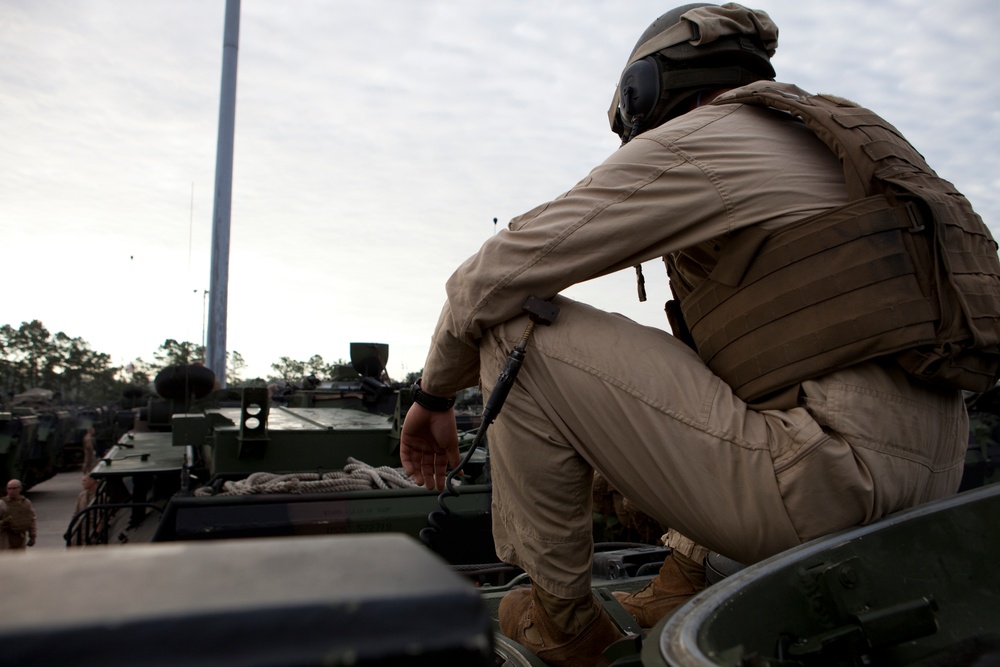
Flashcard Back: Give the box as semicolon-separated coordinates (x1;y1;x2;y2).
667;82;1000;402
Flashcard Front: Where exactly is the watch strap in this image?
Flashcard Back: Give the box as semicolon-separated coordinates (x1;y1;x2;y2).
411;379;456;412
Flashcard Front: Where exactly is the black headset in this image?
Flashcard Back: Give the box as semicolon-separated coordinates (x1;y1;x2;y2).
613;36;776;144
618;57;662;131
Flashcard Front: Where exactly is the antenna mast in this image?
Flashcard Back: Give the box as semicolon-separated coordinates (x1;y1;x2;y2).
206;0;240;387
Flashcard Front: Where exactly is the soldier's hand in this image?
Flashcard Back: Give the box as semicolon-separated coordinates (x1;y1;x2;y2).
400;403;461;491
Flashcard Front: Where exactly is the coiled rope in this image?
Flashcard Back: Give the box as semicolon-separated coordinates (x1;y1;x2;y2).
194;457;418;496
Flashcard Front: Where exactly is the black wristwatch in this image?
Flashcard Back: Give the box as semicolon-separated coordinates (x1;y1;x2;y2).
411;378;457;412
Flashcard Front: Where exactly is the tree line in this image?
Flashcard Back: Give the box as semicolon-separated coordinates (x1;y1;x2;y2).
0;319;376;405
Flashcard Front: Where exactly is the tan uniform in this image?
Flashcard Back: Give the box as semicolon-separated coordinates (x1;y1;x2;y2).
82;429;96;474
421;84;967;599
75;489;95;515
0;496;38;551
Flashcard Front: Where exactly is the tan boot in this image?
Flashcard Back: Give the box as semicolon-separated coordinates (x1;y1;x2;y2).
612;552;706;628
499;587;624;667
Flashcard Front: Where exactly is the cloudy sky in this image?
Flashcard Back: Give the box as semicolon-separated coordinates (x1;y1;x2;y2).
2;0;998;384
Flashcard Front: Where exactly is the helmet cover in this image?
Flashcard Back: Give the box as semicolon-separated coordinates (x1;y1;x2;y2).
609;3;779;138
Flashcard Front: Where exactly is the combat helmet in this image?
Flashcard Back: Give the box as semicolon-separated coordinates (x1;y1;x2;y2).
610;2;779;143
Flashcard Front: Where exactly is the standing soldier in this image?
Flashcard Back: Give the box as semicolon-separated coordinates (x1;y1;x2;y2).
0;479;38;551
82;427;97;474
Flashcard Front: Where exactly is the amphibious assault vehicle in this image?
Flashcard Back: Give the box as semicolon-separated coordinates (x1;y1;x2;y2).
1;387;117;490
1;402;77;490
9;461;999;665
47;341;666;662
0;408;39;486
30;345;1000;665
64;344;496;560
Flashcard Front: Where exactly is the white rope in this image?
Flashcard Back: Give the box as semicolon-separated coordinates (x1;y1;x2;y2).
195;457;418;496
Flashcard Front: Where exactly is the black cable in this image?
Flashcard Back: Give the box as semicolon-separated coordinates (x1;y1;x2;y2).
420;298;559;551
420;322;533;548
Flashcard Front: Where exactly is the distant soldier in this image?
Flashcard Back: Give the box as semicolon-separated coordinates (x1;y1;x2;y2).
0;479;38;551
82;427;96;473
75;474;98;515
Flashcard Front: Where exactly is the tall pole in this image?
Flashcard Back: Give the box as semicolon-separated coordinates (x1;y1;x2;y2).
206;0;240;388
202;289;210;352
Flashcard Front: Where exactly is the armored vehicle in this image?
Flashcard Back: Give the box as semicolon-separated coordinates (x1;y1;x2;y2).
60;405;114;469
2;388;103;489
9;473;998;665
54;340;1000;665
0;388;73;489
22;407;73;488
64;344;512;575
54;341;670;664
0;409;38;487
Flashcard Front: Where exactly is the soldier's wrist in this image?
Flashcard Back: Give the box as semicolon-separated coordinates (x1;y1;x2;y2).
411;378;456;412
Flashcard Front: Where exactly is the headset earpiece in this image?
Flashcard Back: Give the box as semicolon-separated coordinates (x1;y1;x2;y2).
618;56;661;127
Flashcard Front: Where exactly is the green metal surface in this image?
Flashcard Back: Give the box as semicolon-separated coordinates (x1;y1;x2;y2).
206;405;397;474
656;483;1000;667
65;346;496;572
94;432;187;476
156;484;492;542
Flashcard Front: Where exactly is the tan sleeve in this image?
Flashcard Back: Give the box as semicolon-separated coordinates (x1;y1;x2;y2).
420;101;846;395
420;133;729;395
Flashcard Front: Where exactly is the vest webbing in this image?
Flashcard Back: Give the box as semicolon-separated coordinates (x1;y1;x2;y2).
672;82;1000;402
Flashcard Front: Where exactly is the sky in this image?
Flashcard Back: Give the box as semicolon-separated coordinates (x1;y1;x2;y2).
2;0;998;385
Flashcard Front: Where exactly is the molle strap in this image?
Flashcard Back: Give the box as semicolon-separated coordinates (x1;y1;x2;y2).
698;82;1000;396
681;197;941;400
